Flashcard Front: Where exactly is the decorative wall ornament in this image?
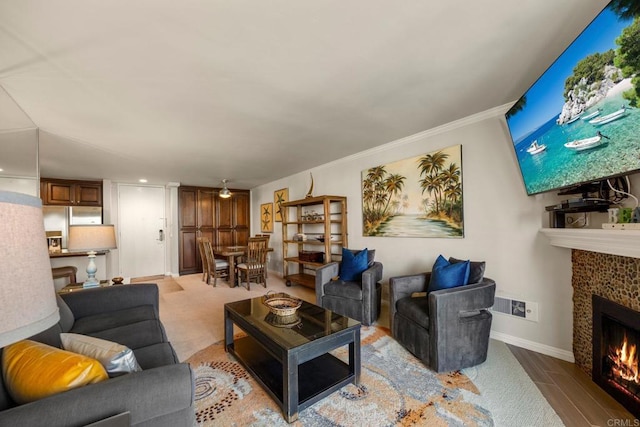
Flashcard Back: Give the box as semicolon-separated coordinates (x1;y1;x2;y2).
274;188;289;222
305;173;314;199
361;144;464;238
260;203;274;233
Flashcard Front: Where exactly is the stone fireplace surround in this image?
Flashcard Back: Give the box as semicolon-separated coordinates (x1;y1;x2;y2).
572;250;640;376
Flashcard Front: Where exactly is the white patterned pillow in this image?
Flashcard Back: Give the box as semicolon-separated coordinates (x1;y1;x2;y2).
60;333;142;377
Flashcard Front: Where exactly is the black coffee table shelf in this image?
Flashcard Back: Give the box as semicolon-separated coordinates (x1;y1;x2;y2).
224;296;361;422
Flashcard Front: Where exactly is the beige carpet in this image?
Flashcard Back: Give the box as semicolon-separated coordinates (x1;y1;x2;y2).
159;273;319;361
157;273;563;426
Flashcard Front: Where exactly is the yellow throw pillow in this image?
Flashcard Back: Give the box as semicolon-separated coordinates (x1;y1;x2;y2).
2;340;108;404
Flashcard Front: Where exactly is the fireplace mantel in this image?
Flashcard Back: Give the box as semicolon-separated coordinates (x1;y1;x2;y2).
539;228;640;259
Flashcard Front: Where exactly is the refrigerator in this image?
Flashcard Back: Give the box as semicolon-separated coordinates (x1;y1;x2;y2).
43;206;103;249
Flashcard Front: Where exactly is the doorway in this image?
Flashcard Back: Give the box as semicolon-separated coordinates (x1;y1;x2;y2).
118;184;166;279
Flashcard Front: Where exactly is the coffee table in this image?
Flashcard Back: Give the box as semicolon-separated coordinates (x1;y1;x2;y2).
224;294;361;422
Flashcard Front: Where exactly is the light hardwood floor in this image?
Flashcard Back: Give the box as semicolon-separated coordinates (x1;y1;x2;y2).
508;344;637;427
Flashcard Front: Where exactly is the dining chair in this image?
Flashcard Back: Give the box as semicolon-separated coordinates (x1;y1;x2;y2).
196;237;210;283
236;237;268;291
255;234;271;278
203;240;230;286
238;235;269;264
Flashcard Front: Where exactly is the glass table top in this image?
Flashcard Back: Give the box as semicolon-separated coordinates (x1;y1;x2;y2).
225;293;360;350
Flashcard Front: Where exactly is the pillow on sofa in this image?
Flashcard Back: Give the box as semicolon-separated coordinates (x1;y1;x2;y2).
449;257;486;284
61;333;142;377
365;249;376;267
2;340;108;404
340;248;369;281
428;255;470;292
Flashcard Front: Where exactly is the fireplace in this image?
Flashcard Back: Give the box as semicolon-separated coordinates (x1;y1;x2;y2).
593;294;640;417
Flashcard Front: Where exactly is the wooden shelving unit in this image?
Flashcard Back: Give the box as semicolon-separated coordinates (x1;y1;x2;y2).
281;195;348;288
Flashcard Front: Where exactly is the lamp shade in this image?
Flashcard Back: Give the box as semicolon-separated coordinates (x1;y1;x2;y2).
68;225;117;251
0;191;60;347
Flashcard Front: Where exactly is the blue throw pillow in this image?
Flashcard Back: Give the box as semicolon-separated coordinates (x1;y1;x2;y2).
340;248;369;281
428;255;470;292
449;257;485;284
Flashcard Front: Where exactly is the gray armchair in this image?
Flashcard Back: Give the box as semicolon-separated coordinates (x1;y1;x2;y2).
389;272;495;372
315;250;382;326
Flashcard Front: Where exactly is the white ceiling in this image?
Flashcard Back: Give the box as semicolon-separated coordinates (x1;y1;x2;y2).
0;0;610;189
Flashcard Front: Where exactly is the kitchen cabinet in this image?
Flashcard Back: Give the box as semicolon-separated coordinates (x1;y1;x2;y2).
41;178;103;206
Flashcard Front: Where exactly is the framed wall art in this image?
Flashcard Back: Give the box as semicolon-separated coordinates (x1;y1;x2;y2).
274;188;289;222
260;202;274;233
362;144;463;238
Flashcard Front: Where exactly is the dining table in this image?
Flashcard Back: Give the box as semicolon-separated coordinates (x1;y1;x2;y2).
212;245;273;287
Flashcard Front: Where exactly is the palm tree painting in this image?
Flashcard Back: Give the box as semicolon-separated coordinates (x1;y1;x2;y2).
362;145;463;237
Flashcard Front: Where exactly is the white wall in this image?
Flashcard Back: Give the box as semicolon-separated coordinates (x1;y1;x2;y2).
0;176;38;196
251;107;575;359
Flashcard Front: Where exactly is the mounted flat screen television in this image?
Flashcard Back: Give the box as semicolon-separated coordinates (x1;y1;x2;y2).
505;1;640;196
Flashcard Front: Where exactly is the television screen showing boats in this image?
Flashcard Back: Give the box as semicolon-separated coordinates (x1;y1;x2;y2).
505;1;640;196
564;132;610;152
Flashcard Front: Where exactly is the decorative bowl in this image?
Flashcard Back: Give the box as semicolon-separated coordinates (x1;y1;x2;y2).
263;293;302;316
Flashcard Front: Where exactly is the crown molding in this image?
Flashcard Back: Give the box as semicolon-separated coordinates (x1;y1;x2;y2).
317;102;514;171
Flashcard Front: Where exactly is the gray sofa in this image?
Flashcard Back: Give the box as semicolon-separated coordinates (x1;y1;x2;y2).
0;284;196;427
389;272;496;372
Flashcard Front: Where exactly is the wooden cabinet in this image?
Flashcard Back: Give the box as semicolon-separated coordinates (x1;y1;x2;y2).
281;195;348;289
41;178;102;206
178;186;250;275
216;192;250;247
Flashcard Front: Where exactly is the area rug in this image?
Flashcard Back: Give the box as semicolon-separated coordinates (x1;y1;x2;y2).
463;340;564;426
186;326;492;426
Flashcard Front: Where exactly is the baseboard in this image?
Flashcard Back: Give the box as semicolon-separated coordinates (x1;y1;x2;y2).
490;331;575;363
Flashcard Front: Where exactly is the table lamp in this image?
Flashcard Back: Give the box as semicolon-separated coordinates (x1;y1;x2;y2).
68;224;117;288
0;191;60;347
